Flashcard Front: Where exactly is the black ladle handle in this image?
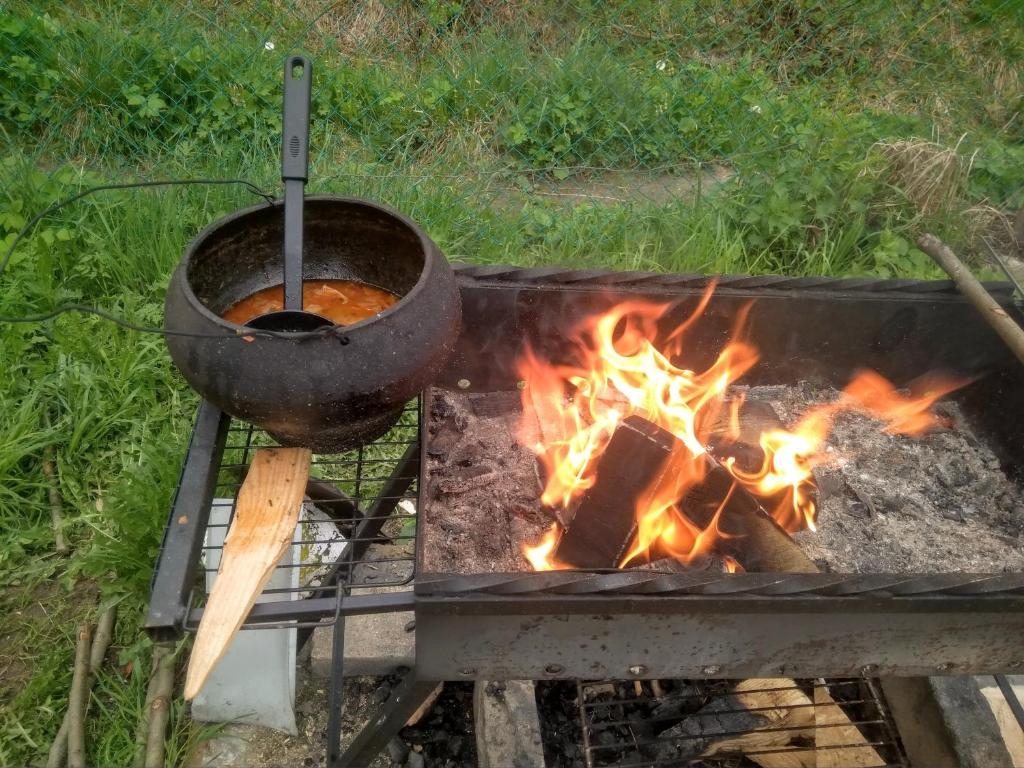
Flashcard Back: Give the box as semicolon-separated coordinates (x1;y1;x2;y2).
282;55;312;310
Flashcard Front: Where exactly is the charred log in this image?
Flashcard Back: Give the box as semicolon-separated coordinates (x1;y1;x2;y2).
554;413;816;573
555;416;676;569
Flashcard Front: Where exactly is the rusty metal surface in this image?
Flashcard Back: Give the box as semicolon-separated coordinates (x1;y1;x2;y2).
451;264;1016;296
413;605;1024;680
414;570;1024;598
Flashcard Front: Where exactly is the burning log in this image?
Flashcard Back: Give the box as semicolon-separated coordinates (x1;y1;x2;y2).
547;411;876;764
554;416;675;569
553;413;815;572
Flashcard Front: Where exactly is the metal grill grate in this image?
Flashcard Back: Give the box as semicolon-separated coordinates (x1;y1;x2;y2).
576;678;909;768
183;399;420;631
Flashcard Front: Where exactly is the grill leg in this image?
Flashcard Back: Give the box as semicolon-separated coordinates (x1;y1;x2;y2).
332;672;440;768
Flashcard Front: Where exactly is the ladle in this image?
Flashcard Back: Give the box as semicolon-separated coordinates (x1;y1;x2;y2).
249;54;332;333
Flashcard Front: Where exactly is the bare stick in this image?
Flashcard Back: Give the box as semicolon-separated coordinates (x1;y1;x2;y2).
66;624;92;768
89;606;117;673
132;648;163;768
47;606;118;767
41;445;68;555
918;233;1024;366
45;717;69;768
144;643;176;768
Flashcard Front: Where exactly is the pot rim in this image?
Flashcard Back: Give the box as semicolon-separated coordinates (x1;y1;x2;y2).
177;194;442;337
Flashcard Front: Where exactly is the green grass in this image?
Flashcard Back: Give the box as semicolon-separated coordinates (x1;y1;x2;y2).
0;1;1021;765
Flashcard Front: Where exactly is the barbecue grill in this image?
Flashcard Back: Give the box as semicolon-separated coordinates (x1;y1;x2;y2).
147;265;1024;767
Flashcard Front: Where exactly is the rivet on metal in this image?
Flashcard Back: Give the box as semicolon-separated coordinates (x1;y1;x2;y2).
457;378;471;389
544;664;563;675
628;665;647;676
516;380;527;390
701;665;721;676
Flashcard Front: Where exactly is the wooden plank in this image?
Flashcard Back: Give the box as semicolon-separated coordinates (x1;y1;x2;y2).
184;447;311;700
693;679;884;767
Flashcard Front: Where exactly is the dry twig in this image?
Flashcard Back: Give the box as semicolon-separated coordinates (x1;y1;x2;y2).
66;624;92;768
47;606;117;767
143;643;176;768
918;233;1024;366
132;648;163;768
41;445;68;555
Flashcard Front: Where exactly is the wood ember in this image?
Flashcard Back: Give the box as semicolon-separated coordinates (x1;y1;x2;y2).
423;385;1024;575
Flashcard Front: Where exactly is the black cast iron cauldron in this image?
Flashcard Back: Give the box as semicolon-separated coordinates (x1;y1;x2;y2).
164;196;461;452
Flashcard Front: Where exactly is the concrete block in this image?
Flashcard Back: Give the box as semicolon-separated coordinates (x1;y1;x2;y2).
310;586;414;678
882;676;1014;768
977;675;1024;767
474;680;546;768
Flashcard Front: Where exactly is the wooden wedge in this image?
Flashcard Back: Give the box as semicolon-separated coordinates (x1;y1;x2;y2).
184;446;311;700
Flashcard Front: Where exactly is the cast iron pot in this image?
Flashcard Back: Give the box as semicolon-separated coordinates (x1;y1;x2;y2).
164;196;461;452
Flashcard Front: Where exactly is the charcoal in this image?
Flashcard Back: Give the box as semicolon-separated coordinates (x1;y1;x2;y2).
649;684;703;728
436;464;498;494
655;696;772;760
426;426;463;461
705;398;785;473
468;390;522;418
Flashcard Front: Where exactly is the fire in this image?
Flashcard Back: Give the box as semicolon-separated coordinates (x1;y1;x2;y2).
517;291;964;571
523;523;567;571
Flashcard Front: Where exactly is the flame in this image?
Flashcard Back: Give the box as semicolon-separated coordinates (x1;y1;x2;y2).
517;293;964;570
723;555;743;573
842;370;962;435
523;522;567;571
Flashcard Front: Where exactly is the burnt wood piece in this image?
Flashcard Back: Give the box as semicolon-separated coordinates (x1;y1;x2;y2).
554;416;677;569
705;398;784;472
705;398;819;520
681;457;818;573
555;413;817;572
468;390;522;418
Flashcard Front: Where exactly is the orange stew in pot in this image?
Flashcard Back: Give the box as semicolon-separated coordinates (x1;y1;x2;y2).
222;280;399;326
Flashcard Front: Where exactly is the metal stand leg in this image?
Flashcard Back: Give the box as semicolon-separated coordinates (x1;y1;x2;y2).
334;673;440;768
325;603;348;768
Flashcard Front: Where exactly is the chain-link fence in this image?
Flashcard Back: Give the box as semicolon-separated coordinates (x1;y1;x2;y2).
2;1;1022;272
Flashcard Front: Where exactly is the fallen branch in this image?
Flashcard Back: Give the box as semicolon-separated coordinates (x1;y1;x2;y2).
918;233;1024;366
45;718;69;768
41;445;68;556
143;643;176;768
132;647;164;768
66;624;92;768
46;606;117;767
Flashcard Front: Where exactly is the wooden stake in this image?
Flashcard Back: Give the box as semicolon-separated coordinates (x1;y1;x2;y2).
184;446;311;700
66;624;91;768
918;233;1024;366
